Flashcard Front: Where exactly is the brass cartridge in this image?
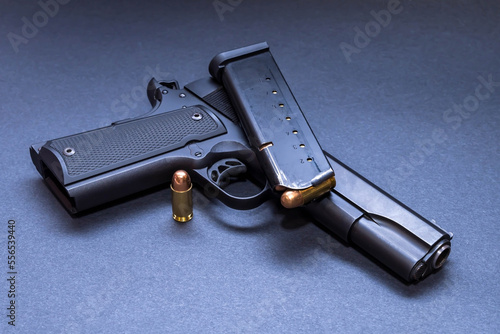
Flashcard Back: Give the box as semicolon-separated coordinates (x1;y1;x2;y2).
171;170;193;222
280;176;336;209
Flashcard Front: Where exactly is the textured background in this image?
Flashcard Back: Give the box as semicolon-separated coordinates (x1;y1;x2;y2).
1;0;499;333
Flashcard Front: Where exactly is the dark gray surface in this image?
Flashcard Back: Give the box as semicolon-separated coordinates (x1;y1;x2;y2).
1;0;499;333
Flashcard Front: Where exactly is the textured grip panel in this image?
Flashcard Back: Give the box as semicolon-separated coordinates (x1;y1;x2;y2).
47;106;225;182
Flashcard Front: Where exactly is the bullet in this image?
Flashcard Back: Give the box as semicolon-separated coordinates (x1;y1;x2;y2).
171;170;193;222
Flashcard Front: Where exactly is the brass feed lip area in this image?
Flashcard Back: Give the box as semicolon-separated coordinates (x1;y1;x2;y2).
280;176;336;209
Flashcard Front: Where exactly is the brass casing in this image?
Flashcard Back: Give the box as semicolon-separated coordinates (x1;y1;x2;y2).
171;183;193;222
280;176;336;209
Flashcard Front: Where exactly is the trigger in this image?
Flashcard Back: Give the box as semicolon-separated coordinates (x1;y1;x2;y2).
208;159;247;188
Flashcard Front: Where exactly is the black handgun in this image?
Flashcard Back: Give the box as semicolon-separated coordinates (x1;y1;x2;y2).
30;43;452;283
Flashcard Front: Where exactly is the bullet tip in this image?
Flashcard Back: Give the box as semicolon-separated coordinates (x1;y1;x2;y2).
280;190;304;209
172;170;191;192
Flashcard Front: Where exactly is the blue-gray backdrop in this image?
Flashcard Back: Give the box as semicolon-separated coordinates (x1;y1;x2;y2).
1;0;499;333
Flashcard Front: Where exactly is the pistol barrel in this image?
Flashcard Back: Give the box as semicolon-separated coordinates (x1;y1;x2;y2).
306;152;452;282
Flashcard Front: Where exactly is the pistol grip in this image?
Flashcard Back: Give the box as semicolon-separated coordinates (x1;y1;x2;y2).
31;102;227;214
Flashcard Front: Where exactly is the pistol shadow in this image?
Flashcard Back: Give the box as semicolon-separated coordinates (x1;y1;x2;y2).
32;178;451;296
30;179;170;234
202;199;277;234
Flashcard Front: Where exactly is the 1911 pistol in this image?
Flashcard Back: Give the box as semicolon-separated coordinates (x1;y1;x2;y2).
30;43;452;283
30;78;272;213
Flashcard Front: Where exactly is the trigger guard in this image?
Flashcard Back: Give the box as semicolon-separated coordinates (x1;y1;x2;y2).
205;177;272;210
192;161;272;210
207;159;247;188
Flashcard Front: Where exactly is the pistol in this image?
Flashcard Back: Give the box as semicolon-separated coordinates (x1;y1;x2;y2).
30;77;272;213
30;43;452;283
